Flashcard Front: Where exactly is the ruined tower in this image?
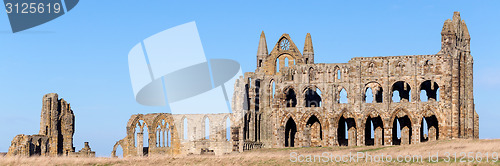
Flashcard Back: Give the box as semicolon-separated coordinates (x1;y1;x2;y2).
39;93;75;156
7;93;94;157
438;11;477;139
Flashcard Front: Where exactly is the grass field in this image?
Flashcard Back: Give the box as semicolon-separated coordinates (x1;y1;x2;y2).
1;139;499;165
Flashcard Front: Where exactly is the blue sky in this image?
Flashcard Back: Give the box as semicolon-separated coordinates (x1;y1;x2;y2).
0;1;499;157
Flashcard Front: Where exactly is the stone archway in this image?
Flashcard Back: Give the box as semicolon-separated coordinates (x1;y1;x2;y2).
112;140;125;158
391;110;413;145
285;117;297;147
365;116;384;146
304;115;322;147
420;111;439;142
337;115;356;146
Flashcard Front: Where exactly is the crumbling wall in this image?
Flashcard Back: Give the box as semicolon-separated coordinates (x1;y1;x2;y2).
112;113;233;157
7;93;94;157
232;11;478;151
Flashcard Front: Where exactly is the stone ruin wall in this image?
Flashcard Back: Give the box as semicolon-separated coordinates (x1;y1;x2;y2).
112;113;234;157
112;12;479;157
232;11;478;150
6;93;95;157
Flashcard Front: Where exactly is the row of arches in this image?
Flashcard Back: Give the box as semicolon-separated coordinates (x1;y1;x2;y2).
113;114;233;157
276;56;296;73
273;80;440;108
283;109;440;147
127;115;232;157
184;116;232;141
275;63;346;82
390;80;440;102
283;86;347;108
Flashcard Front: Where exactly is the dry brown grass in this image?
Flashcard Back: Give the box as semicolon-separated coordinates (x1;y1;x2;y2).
1;139;500;166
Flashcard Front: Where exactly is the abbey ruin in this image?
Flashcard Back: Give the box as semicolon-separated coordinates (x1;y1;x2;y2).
7;93;95;157
235;11;478;149
111;12;478;157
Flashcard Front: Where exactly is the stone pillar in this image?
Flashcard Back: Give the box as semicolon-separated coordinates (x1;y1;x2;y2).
288;130;292;147
348;127;357;146
249;112;255;142
137;132;143;156
230;126;237;151
238;125;244;152
374;127;383;146
401;126;409;145
162;128;166;147
384;127;392;145
412;125;420;144
330;122;337;146
304;125;311;147
358;124;364;146
41;140;47;156
277;126;284;148
429;126;437;141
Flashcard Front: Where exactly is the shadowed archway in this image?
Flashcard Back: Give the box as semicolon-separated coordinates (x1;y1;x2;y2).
305;115;322;147
285;117;297;147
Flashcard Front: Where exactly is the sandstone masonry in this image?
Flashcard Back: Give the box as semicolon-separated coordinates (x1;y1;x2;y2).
7;93;95;157
112;12;478;157
232;11;478;150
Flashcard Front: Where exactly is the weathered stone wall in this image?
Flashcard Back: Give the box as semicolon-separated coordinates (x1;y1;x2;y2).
111;12;479;157
7;93;94;157
112;113;233;157
69;142;96;157
232;11;478;150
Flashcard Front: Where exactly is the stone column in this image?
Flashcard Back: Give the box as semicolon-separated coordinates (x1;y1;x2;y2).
384;126;392;145
41;140;47;156
160;129;168;147
358;123;365;146
137;132;143;156
304;125;311;147
429;126;437;141
348;127;357;146
249;112;255;142
374;127;383;146
401;126;409;145
412;125;420;144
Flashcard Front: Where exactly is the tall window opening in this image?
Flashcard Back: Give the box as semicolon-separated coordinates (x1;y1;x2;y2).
339;88;348;103
285;88;297;107
183;118;188;140
337;69;341;80
204;117;210;140
226;117;231;141
365;88;373;103
276;59;280;72
285;117;297;147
